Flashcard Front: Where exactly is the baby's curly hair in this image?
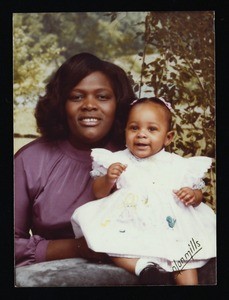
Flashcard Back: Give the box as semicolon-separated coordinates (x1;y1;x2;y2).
35;52;136;148
126;97;173;131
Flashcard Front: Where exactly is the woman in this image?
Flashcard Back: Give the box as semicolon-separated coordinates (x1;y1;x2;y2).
14;52;136;267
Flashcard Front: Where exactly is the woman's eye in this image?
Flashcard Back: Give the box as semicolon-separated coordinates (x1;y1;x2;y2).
97;94;109;101
69;94;83;102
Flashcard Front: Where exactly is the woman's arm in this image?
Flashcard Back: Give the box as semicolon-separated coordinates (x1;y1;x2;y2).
93;162;127;199
15;154;109;266
46;237;110;262
15;154;48;266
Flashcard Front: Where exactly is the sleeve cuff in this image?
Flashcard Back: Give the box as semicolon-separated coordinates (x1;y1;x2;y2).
35;239;50;263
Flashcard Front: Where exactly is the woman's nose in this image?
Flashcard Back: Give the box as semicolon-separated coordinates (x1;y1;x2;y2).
81;96;97;111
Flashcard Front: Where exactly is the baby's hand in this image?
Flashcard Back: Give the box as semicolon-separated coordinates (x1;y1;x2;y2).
107;162;127;184
173;187;197;207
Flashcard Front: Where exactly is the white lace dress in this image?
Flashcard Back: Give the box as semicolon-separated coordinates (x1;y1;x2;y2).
71;148;216;272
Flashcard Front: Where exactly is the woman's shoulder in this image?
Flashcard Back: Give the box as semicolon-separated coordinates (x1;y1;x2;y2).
14;137;57;158
14;138;67;169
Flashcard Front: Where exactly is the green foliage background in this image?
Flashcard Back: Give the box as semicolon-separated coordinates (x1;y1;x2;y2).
13;11;216;210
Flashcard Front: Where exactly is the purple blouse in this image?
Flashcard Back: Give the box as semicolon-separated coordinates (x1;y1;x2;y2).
14;137;116;267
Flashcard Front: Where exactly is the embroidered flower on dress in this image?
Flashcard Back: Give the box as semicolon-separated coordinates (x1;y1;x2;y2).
166;216;176;228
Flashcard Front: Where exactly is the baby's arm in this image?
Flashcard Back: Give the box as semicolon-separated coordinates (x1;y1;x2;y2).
93;162;127;199
173;188;203;207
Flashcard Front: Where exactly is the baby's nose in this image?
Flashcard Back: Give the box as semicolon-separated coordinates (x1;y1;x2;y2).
137;130;147;138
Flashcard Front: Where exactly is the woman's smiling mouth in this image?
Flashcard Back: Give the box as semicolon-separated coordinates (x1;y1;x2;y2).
78;117;102;126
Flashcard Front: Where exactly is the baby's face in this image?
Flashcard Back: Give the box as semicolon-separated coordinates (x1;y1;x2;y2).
125;102;173;158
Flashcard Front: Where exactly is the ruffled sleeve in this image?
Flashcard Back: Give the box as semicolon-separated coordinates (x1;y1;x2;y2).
181;156;212;188
186;156;212;178
90;148;128;178
90;148;116;178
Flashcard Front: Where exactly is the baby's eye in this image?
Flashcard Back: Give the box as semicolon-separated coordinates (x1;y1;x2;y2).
129;125;138;131
148;126;157;132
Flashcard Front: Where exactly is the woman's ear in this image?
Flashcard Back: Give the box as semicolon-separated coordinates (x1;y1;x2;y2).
164;130;175;147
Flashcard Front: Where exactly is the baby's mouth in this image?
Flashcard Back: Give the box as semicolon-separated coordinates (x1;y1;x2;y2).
135;143;149;148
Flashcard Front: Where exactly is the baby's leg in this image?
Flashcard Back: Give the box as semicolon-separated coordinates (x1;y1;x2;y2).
112;257;173;285
111;257;139;274
174;268;198;285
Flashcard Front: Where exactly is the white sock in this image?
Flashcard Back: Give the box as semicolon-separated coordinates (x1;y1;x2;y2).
135;258;168;275
135;258;152;276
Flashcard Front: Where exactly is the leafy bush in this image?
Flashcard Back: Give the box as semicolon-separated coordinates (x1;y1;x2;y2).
125;12;216;210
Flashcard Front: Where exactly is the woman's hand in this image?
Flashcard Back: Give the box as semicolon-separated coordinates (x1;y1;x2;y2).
76;237;111;262
173;187;203;207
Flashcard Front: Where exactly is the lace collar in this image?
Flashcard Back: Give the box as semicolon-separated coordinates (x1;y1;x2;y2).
124;148;167;163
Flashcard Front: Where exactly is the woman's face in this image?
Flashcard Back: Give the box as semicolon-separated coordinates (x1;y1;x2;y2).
125;102;174;158
65;71;117;149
